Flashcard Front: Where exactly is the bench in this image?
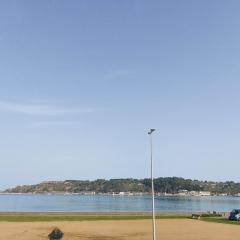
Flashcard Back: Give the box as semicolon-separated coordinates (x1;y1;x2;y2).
191;214;201;220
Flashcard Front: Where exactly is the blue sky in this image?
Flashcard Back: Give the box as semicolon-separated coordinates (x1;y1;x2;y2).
0;0;240;189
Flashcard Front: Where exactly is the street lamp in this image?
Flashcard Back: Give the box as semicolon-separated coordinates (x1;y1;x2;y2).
148;129;156;240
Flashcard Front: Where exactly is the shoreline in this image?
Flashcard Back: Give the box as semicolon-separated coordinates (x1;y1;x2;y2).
0;192;235;197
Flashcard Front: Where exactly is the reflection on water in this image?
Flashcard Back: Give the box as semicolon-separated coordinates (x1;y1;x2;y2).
0;194;239;212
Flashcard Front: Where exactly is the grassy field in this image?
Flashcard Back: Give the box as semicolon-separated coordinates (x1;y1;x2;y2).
202;217;240;225
0;214;188;222
0;213;239;228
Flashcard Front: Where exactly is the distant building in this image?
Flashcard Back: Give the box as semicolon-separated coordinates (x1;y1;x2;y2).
177;190;211;196
199;191;211;196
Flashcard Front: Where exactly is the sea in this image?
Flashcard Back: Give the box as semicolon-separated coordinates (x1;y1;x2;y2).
0;194;239;212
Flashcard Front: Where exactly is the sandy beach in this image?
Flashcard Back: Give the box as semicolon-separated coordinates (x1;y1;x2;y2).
0;218;239;240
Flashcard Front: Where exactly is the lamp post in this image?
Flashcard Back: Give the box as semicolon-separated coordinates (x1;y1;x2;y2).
148;129;156;240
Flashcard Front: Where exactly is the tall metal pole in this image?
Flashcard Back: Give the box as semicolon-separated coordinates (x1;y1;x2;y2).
148;129;156;240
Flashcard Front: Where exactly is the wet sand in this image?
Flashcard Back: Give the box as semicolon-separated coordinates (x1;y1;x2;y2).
0;219;239;240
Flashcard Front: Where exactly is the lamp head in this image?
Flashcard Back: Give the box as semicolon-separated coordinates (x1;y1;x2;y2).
148;129;155;135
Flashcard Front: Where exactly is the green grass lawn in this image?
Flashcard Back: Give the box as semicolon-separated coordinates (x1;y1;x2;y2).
201;217;240;225
0;213;238;225
0;214;188;222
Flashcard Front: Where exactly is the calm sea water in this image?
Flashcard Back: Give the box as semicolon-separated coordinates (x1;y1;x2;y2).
0;194;240;212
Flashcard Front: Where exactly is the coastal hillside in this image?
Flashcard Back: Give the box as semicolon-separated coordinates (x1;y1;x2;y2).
4;177;240;195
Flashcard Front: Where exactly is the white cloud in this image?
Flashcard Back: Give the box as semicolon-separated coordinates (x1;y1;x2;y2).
0;101;95;116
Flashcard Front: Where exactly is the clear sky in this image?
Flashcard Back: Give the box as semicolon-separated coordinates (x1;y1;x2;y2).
0;0;240;189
